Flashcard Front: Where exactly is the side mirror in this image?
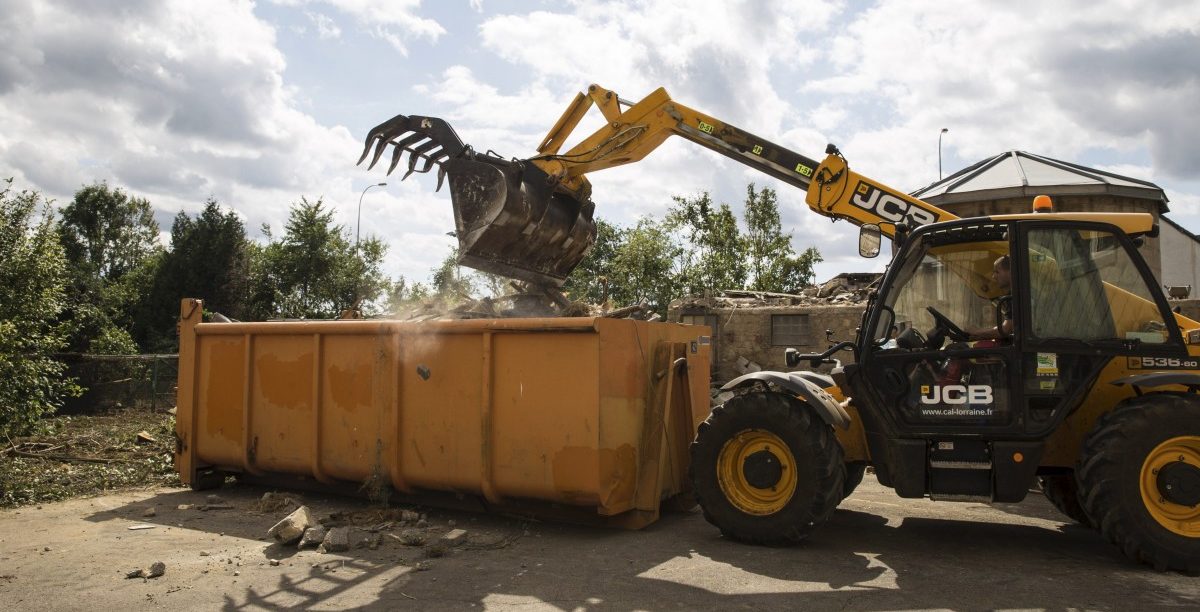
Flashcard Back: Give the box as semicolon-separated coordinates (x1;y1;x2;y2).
859;224;882;258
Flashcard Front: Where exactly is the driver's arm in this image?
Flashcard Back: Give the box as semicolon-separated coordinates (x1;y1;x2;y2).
967;317;1012;341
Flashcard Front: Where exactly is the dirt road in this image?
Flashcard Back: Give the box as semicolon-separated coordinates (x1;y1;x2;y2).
1;479;1197;610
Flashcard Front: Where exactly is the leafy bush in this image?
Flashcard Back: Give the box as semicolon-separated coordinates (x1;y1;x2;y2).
0;180;79;437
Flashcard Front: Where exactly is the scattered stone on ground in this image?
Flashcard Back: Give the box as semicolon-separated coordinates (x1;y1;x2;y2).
134;431;157;445
298;525;327;549
127;524;155;530
125;569;144;580
318;527;350;553
205;494;224;505
396;529;426;546
424;543;447;558
441;529;468;546
250;492;298;513
267;505;314;545
142;506;156;517
147;562;166;579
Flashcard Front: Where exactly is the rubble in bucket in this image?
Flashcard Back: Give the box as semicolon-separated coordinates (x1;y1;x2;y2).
385;281;663;322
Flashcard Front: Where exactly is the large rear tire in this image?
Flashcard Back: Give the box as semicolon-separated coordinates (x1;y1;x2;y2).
1077;393;1200;572
690;391;844;544
1039;473;1093;528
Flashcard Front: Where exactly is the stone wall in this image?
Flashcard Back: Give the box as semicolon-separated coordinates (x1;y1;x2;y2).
671;301;867;383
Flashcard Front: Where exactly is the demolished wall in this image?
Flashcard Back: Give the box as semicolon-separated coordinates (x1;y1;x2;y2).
670;279;875;383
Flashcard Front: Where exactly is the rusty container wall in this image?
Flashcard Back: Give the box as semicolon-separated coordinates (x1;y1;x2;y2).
174;299;711;528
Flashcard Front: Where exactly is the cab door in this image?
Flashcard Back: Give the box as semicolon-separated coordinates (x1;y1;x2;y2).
1017;223;1188;435
858;222;1022;435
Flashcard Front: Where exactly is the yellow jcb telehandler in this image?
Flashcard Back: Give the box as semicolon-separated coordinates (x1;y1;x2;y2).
360;84;1200;571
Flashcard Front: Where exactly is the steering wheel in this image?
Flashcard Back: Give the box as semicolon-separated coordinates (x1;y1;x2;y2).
926;306;970;342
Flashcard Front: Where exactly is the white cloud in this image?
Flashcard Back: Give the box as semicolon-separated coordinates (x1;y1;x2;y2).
270;0;443;54
305;11;342;40
6;0;1199;290
804;1;1200;186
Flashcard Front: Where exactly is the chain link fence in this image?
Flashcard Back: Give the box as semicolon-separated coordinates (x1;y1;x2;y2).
54;353;178;414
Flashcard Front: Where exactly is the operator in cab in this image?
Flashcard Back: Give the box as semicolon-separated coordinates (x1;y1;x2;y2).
967;254;1013;343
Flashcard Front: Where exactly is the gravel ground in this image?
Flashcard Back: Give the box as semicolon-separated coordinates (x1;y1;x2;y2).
1;478;1198;610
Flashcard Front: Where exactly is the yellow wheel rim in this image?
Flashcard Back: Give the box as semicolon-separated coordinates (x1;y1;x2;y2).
1140;435;1200;537
717;429;797;516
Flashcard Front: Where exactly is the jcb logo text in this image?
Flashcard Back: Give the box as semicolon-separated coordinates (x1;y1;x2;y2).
851;182;939;227
920;384;993;405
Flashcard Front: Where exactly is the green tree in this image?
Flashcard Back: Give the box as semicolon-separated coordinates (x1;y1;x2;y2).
431;247;475;299
562;219;625;305
58;182;159;281
667;192;747;294
250;197;390;319
608;217;682;315
0;180;80;437
743;184;822;293
56;182;161;353
134;199;253;350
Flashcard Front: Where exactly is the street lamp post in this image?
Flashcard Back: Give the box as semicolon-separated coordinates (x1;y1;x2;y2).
938;128;949;181
356;182;387;252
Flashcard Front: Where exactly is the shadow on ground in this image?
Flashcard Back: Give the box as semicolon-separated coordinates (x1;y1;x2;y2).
81;483;1200;611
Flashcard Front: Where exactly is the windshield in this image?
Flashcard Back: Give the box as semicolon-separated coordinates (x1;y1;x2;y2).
873;226;1009;344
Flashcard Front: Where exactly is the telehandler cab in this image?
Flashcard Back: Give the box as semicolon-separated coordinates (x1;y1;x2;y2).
360;84;1200;571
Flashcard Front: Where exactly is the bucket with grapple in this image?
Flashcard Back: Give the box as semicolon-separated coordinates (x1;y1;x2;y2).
359;114;597;286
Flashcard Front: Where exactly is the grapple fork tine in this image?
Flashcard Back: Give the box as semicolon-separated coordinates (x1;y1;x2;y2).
358;114;412;166
435;166;447;192
403;149;440;181
387;134;432;176
401;140;442;179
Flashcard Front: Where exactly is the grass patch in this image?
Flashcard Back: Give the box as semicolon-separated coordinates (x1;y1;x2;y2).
0;408;180;507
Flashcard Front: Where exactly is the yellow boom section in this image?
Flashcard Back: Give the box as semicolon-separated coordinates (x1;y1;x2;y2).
529;84;958;239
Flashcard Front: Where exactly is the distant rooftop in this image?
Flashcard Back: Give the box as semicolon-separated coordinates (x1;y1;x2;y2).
911;151;1168;213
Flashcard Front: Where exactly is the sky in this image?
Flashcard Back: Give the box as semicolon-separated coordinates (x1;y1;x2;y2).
2;0;1199;286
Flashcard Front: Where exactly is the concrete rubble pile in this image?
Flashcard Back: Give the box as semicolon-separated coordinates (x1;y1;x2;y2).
672;273;881;313
386;281;664;322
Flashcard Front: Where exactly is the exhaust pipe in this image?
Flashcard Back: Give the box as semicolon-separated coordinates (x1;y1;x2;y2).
359;114;597;286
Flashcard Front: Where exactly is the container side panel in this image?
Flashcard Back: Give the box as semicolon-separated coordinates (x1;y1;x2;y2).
321;334;394;482
251;335;314;473
399;333;485;491
596;319;652;513
492;333;601;504
196;336;247;468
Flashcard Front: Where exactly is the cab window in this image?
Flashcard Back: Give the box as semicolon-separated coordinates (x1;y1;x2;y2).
1026;228;1172;344
874;227;1010;346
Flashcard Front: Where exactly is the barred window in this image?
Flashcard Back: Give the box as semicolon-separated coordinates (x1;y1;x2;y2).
771;314;810;346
